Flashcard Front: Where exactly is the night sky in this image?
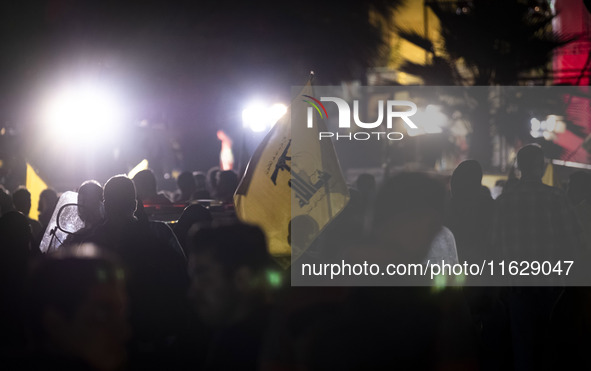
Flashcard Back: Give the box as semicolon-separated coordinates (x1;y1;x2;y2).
0;0;399;189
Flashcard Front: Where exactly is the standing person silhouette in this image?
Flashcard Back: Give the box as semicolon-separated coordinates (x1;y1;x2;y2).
73;175;189;368
12;187;43;250
494;144;581;370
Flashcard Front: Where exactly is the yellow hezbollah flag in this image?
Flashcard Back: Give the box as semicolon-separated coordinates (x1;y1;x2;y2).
234;81;349;263
26;163;48;221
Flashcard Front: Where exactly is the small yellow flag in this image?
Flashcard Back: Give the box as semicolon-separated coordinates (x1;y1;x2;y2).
26;163;48;221
542;162;554;187
234;82;349;264
128;159;149;179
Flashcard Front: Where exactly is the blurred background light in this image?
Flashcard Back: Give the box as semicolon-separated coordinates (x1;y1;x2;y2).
530;114;566;140
406;105;448;137
242;101;287;133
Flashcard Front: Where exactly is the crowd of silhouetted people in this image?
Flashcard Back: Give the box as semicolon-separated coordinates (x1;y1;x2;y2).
1;144;591;370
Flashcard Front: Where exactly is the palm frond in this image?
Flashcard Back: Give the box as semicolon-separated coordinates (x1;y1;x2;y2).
399;59;455;85
397;29;435;54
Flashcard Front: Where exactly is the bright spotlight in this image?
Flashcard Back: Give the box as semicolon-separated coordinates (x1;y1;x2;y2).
42;84;122;142
242;102;287;133
269;103;288;120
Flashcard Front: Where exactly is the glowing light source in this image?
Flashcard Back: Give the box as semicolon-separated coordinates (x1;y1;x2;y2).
266;269;283;288
41;83;123;142
242;102;287;133
431;274;447;292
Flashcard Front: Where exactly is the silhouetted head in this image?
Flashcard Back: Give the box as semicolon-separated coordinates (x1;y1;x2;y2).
38;189;59;227
450;160;483;197
174;204;213;250
288;215;319;257
188;223;271;326
517;144;545;180
12;187;31;216
215;170;239;202
0;185;14;216
132;169;157;201
193;172;207;190
177;171;196;197
568;171;591;206
25;245;129;370
178;204;212;228
373;172;445;262
103;175;136;222
207;167;220;192
38;189;58;214
78;180;104;226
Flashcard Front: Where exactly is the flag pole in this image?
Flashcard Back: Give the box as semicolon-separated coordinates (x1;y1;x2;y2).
310;72;335;219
